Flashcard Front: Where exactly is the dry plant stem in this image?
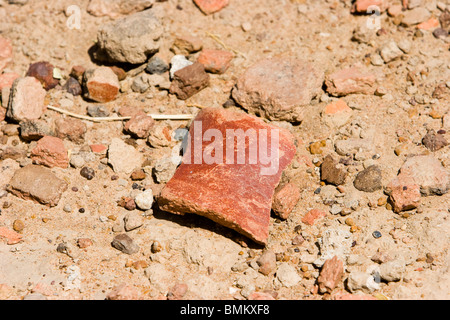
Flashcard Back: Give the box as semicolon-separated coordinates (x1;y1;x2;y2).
206;31;247;59
47;105;195;122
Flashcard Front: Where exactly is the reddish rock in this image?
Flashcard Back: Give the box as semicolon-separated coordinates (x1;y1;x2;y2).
0;36;13;73
417;17;440;30
70;65;86;82
31;136;69;168
77;238;93;249
325;66;376;96
197;49;233;74
90;144;108;153
389;183;421;213
106;283;140;300
321;154;347;186
169;62;210;100
302;209;327;226
7;165;68;207
193;0;229;15
272;182;300;220
83;67;120;103
158;107;296;245
317;256;344;293
26;61;59;91
386;155;450;196
118;196;137;211
232;56;324;122
0;72;20;91
124;114;155;139
55;117;87;144
324;99;351;115
118;105;146;118
0;227;23;245
6;77;47;122
387;4;403;17
167;283;188;300
351;0;387;13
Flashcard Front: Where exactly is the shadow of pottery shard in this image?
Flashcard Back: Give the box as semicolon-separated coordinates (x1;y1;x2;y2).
7;165;68;207
96;8;163;64
325;66;376;96
232;57;324;122
158;107;296;245
193;0;229;15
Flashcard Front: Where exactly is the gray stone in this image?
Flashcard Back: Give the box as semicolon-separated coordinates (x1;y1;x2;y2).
111;233;139;254
146;55;169;75
87;105;110;118
96;9;163;64
353;165;382;192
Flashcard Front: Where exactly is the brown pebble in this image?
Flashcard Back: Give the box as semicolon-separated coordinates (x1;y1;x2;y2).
345;218;355;226
77;238;93;249
151;241;162;253
12;219;24;232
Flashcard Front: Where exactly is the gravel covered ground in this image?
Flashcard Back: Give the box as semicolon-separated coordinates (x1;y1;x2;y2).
0;0;449;300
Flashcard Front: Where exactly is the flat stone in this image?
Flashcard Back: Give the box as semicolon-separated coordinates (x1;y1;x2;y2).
302;209;327;226
31;136;69;168
111;233;139;254
83;67;120;103
401;7;431;26
351;0;387;13
169;62;210;100
158;107;296;245
96;8;163;64
55;117;87;144
6;77;46;122
232;57;324;122
193;0;229;15
321;155;347;186
353;165;382;192
386;155;450;196
335;138;375;156
0;227;23;245
108;138;143;174
325;66;376;96
271;182;300;220
7;165;68;207
422;130;448;151
197;49;233;74
317;256;344;294
171;34;203;55
87;0;154;18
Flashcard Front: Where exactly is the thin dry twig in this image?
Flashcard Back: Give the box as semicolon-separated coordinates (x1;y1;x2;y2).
206;31;247;59
47;105;195;122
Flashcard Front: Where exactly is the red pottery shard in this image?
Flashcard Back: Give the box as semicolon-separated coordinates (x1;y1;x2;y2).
158;107;296;245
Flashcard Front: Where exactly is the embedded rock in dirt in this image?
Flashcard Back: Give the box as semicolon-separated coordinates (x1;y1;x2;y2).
96;8;163;64
351;0;387;13
83;67;120;103
87;0;154;18
20;119;53;141
386;155;450;196
124;114;155;139
158;107;296;245
6;77;46;122
231;56;324;122
108;138;144;174
7;165;68;207
325;66;376;96
353;165;383;192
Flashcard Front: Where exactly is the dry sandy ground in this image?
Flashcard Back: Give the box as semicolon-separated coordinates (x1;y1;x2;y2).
0;0;449;300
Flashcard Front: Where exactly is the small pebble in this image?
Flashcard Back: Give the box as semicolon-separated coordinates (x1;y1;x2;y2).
63;204;72;213
79;208;85;213
372;231;382;239
12;219;24;232
80;167;95;180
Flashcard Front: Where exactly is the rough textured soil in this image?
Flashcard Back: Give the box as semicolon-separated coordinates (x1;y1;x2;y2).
0;0;449;300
